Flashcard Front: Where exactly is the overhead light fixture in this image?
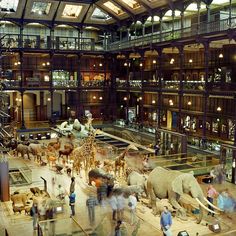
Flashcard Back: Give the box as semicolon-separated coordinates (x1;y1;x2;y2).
99;63;103;67
169;99;174;106
219;53;223;58
139;63;143;67
152;60;156;64
47;97;51;101
93;96;96;99
139;96;142;100
217;106;222;112
124;62;128;66
42;63;46;66
152;100;156;104
189;59;193;63
124;97;127;101
46;62;50;65
170;58;174;64
187;101;192;106
99;96;103;100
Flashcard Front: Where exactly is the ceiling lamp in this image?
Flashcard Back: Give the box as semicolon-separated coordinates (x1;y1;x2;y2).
152;100;156;104
189;59;193;63
217;106;222;112
139;63;143;67
124;62;128;66
124;97;127;101
169;99;174;106
99;63;103;67
152;60;156;64
187;101;192;106
99;96;103;100
93;96;96;99
219;53;223;58
170;58;174;64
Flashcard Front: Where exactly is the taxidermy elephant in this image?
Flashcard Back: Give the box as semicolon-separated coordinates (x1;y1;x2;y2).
127;171;147;197
147;167;222;223
16;144;30;159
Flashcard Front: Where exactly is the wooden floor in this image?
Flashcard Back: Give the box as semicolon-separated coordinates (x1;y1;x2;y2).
1;136;236;236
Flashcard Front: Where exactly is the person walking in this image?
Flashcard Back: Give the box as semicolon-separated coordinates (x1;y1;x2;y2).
128;192;137;225
30;202;39;230
116;193;125;221
46;205;55;235
108;192;118;221
69;191;76;217
207;185;218;216
70;177;75;194
86;194;98;226
160;206;173;236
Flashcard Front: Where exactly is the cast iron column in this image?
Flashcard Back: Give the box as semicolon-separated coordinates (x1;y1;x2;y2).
49;52;54;126
76;54;82;118
125;57;130;125
157;48;163;129
202;41;210;149
177;45;184;133
140;52;145;128
19;51;25;129
110;55;117;121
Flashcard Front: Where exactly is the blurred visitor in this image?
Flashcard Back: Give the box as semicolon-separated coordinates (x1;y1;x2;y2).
160;206;172;236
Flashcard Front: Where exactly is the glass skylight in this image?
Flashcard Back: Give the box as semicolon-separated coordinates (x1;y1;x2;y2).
0;0;19;13
120;0;140;9
103;1;124;15
164;10;181;17
91;8;111;20
62;4;83;18
212;0;228;4
147;16;160;22
31;2;51;15
186;3;206;11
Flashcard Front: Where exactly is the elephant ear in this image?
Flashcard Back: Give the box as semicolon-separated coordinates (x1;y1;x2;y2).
171;174;186;196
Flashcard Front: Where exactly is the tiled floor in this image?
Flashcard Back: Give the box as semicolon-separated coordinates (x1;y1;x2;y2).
1;136;236;236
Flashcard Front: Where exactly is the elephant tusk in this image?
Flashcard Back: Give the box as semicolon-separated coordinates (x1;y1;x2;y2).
203;197;223;212
195;198;219;215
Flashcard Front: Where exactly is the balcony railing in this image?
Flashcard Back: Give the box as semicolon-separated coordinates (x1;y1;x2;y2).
109;17;236;51
0;34;104;52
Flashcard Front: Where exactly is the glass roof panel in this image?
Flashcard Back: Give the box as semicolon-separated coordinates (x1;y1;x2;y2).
120;0;140;9
186;3;206;11
103;1;124;15
91;7;111;20
0;0;19;13
164;10;181;17
31;1;52;15
212;0;228;4
62;4;83;18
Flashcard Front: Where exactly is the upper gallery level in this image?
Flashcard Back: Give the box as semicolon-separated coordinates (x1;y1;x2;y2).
0;1;235;52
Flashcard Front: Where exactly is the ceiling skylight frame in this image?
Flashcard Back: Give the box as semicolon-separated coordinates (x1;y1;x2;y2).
103;1;125;16
62;4;83;19
0;0;19;13
91;7;111;21
120;0;140;10
31;1;52;16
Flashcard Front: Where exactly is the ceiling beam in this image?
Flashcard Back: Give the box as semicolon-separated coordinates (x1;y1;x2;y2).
81;4;92;25
20;0;28;25
51;1;61;27
97;4;121;23
111;0;136;19
137;0;152;14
